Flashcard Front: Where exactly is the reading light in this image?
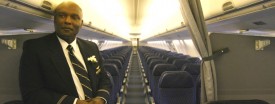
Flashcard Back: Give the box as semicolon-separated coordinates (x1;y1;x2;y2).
24;28;34;32
239;29;249;34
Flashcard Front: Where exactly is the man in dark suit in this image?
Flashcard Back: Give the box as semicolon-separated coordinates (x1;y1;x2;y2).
19;1;111;104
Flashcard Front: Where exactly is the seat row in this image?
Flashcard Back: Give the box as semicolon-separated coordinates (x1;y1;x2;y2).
100;46;132;104
138;46;201;104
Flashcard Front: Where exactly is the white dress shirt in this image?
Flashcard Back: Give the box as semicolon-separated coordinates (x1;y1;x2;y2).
57;36;87;103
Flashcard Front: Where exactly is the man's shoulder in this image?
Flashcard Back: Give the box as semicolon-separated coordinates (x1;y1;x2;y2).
23;33;55;48
25;33;54;43
77;38;97;46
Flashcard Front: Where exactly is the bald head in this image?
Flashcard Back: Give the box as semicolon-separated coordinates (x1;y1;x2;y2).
54;1;83;17
54;1;83;43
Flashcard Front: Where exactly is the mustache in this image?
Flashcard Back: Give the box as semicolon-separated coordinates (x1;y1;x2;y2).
62;27;73;30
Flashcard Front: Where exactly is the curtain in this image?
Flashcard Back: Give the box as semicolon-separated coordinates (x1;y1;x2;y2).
178;0;218;103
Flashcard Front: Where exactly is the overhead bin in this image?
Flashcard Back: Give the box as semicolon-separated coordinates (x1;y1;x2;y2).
10;0;130;40
21;0;56;11
0;0;56;15
0;0;54;35
0;0;127;41
200;0;265;19
14;0;56;11
0;0;53;18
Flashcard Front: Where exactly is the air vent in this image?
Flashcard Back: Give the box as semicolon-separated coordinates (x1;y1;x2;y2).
223;1;235;12
253;21;266;26
41;0;52;10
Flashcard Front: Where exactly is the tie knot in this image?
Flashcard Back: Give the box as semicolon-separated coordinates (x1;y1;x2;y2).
67;45;74;53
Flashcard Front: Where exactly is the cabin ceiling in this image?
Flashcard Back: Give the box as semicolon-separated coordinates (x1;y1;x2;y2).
124;0;144;27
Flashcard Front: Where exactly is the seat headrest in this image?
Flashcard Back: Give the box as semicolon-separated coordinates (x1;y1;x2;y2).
149;60;166;69
103;64;119;76
187;57;201;63
105;71;114;86
166;57;178;64
104;59;122;69
159;71;193;88
172;59;189;64
153;64;177;76
182;63;200;75
172;59;190;69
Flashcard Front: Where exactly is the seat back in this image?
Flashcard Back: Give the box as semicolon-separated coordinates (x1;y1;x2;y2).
146;56;160;65
158;71;195;104
148;59;166;70
196;75;201;104
187;57;201;63
182;63;201;81
101;54;109;59
109;56;124;64
166;57;178;64
103;64;121;94
152;64;178;103
105;71;117;104
148;59;166;78
104;59;122;70
172;59;190;70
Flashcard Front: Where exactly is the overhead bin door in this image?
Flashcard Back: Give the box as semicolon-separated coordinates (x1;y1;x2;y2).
209;33;275;104
200;0;264;19
18;0;56;10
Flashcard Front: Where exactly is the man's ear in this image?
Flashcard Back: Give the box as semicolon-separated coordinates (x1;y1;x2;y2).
81;20;83;26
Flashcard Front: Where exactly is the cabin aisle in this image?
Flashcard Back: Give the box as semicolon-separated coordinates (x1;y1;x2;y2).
124;54;146;104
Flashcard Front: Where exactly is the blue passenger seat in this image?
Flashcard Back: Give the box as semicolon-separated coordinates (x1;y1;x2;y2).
103;64;121;91
158;71;195;104
151;64;178;103
182;63;201;82
172;59;190;70
105;71;116;104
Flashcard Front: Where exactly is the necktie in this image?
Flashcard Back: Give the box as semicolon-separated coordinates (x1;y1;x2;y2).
67;45;93;99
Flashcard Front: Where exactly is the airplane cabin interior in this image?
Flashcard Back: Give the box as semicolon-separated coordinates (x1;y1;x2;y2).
0;0;275;104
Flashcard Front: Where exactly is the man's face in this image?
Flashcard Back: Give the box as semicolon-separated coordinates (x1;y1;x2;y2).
54;2;83;40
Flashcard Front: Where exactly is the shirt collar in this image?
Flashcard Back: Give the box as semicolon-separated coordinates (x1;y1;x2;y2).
57;36;77;51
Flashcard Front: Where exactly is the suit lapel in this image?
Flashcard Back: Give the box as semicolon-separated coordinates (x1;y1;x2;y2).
77;39;97;88
46;34;76;93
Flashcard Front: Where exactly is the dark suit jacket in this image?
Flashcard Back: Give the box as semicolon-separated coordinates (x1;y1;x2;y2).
19;33;111;104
